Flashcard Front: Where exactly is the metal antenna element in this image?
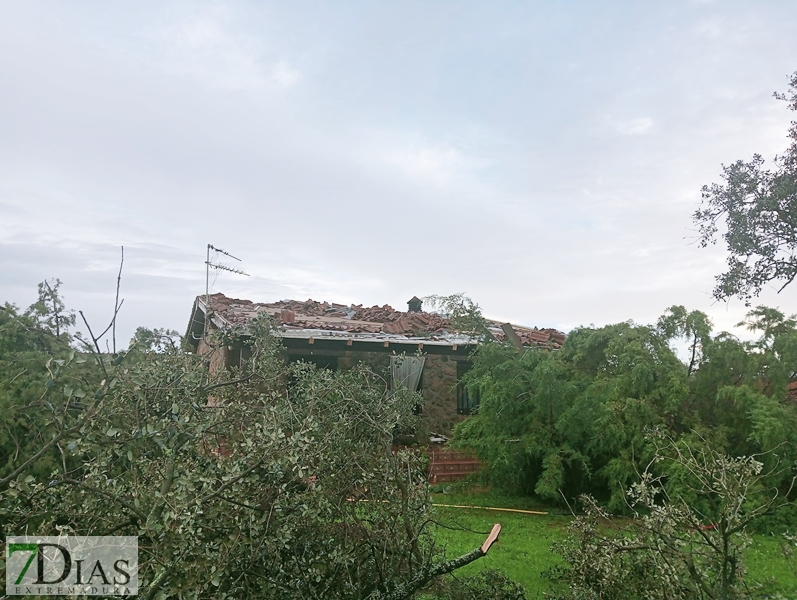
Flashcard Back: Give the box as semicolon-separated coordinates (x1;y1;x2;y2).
209;263;249;276
204;244;250;339
208;244;242;262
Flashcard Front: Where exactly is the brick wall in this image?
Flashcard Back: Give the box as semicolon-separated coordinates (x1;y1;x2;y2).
196;338;228;373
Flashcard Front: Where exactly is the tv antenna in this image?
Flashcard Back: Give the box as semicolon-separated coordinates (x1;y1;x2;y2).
204;244;250;336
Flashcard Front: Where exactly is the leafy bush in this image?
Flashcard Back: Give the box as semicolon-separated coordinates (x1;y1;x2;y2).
549;435;794;600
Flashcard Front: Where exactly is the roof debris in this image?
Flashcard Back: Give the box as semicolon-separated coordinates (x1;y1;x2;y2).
192;293;565;349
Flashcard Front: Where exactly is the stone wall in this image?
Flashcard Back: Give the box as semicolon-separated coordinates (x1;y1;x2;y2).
420;354;464;436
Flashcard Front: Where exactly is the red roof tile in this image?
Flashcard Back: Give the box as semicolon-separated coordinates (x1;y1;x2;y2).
195;293;565;349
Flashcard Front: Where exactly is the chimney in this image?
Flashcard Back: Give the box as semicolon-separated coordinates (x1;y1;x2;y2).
407;296;422;312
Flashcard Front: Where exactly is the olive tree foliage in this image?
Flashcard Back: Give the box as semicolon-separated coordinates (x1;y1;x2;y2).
550;434;794;600
1;287;494;599
0;280;80;483
694;71;797;302
452;305;797;511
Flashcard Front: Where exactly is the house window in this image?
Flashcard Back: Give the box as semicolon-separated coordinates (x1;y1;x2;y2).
456;361;480;415
227;344;253;372
457;387;479;415
390;355;425;393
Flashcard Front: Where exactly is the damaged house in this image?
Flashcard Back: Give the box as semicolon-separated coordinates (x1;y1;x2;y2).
185;293;565;437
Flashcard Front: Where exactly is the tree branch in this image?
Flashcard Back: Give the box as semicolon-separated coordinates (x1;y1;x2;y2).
0;420;88;489
53;478;147;521
113;246;123;354
364;524;501;600
79;310;108;378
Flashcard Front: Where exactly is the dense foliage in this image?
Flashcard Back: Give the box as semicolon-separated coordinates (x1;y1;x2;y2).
1;286;496;599
453;306;797;512
0;280;80;483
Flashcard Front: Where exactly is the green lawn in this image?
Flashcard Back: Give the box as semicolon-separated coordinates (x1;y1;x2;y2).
432;491;567;598
746;535;797;597
431;490;797;598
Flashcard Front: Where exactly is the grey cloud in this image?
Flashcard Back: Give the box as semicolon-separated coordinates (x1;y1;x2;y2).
2;0;797;344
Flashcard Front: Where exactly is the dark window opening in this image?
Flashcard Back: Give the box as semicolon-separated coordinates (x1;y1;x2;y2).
227;344;253;372
413;370;424;415
456;360;480;415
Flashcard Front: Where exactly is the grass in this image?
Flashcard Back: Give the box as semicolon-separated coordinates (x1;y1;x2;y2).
746;535;797;597
432;490;569;598
431;488;797;598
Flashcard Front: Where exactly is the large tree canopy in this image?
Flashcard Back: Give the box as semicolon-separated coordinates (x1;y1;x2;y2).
694;71;797;302
452;306;797;511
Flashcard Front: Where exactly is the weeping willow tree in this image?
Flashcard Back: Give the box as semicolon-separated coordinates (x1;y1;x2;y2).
453;305;797;512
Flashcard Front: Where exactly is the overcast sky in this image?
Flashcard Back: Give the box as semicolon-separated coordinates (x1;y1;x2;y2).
2;1;797;346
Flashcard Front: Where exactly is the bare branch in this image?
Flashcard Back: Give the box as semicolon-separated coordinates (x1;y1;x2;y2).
79;310;108;378
113;246;123;354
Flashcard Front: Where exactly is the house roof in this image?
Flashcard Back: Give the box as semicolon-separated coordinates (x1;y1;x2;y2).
186;293;565;350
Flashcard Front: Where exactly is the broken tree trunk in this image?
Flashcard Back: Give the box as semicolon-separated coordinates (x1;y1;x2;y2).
364;524;502;600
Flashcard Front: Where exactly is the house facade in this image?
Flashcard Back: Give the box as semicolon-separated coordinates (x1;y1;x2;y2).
185;293;565;437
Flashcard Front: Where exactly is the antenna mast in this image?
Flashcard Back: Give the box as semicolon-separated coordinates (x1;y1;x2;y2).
204;244;250;339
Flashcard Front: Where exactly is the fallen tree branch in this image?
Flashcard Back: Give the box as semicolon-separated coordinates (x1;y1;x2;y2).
52;478;147;522
364;524;501;600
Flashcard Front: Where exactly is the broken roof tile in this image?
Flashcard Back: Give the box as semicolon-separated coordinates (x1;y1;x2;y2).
194;293;565;349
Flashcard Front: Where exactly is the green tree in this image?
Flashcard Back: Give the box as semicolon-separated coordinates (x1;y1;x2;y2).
657;306;712;376
694;71;797;302
128;326;182;355
453;305;797;511
423;293;494;341
23;279;76;342
454;320;688;510
0;281;85;485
